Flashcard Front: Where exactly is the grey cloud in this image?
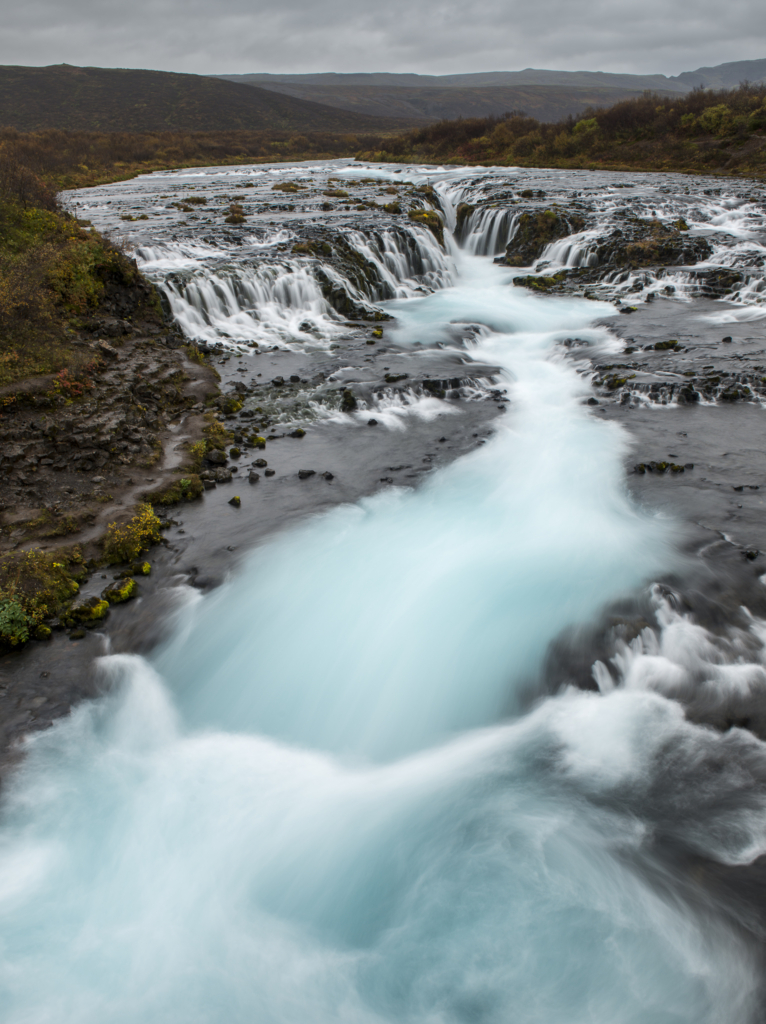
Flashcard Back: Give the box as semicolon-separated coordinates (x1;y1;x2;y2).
0;0;763;78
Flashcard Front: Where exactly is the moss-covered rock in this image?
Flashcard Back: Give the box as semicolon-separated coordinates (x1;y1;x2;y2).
102;577;137;603
70;596;109;623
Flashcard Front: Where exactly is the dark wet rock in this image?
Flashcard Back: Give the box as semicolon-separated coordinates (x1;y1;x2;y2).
297;470;315;479
322;472;334;480
590;217;712;271
264;469;275;477
228;496;241;507
204;449;227;466
503;209;586;266
229;447;241;458
253;458;267;468
248;471;260;484
367;418;379;426
289;428;306;438
340;389;358;413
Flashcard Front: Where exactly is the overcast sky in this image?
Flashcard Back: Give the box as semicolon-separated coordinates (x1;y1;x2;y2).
1;0;764;77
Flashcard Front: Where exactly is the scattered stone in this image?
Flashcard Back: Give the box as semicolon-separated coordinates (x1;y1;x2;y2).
253;458;267;467
289;428;306;438
367;418;379;426
228;496;241;507
264;469;275;477
322;471;334;480
205;449;227;466
723;336;733;343
298;470;315;479
248;471;260;483
229;447;241;458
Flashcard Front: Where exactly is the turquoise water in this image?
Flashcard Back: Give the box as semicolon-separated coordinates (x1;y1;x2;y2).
0;184;763;1023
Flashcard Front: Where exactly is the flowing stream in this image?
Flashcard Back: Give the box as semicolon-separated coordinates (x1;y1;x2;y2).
4;164;766;1022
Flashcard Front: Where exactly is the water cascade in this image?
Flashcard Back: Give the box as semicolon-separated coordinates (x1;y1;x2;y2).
3;163;766;1022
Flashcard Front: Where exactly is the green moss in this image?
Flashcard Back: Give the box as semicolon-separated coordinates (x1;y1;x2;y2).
70;596;109;623
102;578;137;604
654;340;679;350
133;561;152;575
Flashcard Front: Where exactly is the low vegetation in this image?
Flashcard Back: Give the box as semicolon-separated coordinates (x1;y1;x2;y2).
357;84;766;178
101;504;163;565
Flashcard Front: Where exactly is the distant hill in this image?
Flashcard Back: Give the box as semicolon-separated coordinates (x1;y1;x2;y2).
218;69;688;93
215;61;766;124
0;64;419;133
213;82;663;124
672;58;766;90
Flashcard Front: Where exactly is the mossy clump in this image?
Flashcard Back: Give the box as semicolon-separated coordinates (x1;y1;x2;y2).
0;548;82;646
372;327;383;338
102;578;137;604
69;596;109;624
204;416;233;451
324;189;349;198
250;435;266;449
228;496;241;507
383;202;402;215
654;339;679;350
229;447;241;458
149;474;204;505
102;503;163;564
272;182;304;193
184;196;207;206
133;561;152;575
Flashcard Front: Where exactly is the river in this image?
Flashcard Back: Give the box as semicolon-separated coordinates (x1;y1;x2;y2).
2;161;766;1021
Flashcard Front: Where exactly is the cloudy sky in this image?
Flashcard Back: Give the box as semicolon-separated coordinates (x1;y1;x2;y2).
1;0;764;77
